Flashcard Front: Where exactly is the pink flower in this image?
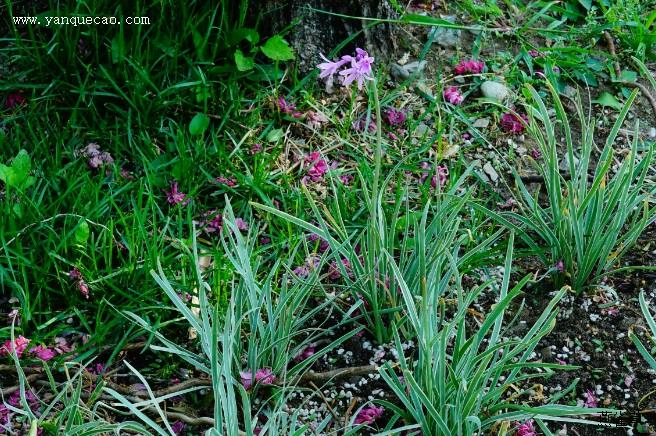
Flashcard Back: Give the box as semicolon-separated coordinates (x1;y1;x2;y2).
1;336;31;358
29;345;56;361
383;108;406;126
340;174;354;185
234;218;249;231
420;162;448;189
528;49;543;58
215;176;237;187
293;255;321;279
328;258;352;280
240;368;276;390
498;198;517;210
554;259;565;274
354;404;384;425
584;390;598;408
54;337;73;354
165;181;190;206
77;143;114;169
304;152;330;182
293;345;316;362
514;419;537;436
171;421;185;435
339;48;375;90
5;93;26;109
198;210;223;235
352;115;377;133
7;309;19;325
443;86;464;105
308;233;329;252
277;97;302;118
530;148;542;159
306;110;329;129
501;113;528;134
250;143;262;155
69;268;90;299
292;265;310;278
317;53;351;79
454;59;485;75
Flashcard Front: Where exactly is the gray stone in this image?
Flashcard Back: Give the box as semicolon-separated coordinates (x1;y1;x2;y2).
481;81;510;102
415;123;429;136
559;154;580;172
649;127;656;138
390;60;426;82
473;118;490;128
428;16;461;48
483;162;499;183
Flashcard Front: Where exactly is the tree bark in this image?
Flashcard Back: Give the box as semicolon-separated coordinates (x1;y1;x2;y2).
259;0;400;72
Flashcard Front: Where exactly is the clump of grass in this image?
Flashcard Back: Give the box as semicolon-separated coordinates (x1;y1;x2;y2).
377;234;606;434
475;83;656;293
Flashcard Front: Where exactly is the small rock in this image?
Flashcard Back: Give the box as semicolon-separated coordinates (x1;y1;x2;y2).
649;127;656;138
415;123;429;136
428;16;461;48
559;154;580;172
390;63;410;81
390;60;426;81
481;81;510;102
563;85;577;99
415;81;433;97
483;162;499;183
404;61;427;76
473;118;490;128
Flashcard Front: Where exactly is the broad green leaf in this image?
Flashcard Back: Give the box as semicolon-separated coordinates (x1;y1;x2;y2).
227;28;259;46
578;0;592;10
75;219;90;245
619;70;637;83
189;113;210;136
266;128;283;143
111;36;125;64
592;92;623;110
234;49;254;71
261;35;294;61
0;149;36;192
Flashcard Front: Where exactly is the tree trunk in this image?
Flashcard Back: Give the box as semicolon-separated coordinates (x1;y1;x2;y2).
259;0;401;73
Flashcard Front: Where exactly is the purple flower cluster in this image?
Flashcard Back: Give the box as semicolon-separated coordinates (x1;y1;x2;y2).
165;181;190;206
196;211;248;236
583;389;599;408
1;390;40;430
354;404;384;425
454;59;485;75
293;345;316;362
383;108;406;126
0;335;66;362
302;152;331;184
514;419;537;436
215;176;237;187
528;49;544;58
277;97;302;118
0;335;31;358
77;143;114;169
420;162;449;189
240;368;276;390
328;257;352;280
5;92;26;109
317;48;375;90
443;86;464;105
292;255;320;279
69;267;90;299
500;113;528;134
